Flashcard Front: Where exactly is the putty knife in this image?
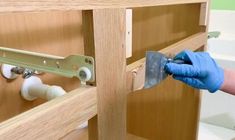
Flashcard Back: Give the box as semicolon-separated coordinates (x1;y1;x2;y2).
144;51;185;89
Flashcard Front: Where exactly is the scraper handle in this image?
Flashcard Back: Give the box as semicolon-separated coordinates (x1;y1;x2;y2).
167;59;186;64
165;59;188;75
172;59;186;64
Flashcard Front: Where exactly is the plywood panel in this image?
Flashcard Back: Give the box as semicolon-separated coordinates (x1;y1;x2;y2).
127;78;200;140
0;11;84;122
128;4;202;64
127;4;204;140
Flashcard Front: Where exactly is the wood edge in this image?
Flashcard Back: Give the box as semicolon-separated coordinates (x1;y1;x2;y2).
126;9;133;58
82;10;99;140
194;46;206;140
126;32;207;92
0;86;97;139
199;2;209;26
159;32;207;55
62;126;147;140
0;0;208;12
196;0;210;134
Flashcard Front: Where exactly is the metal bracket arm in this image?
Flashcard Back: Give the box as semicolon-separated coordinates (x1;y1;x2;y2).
0;47;95;82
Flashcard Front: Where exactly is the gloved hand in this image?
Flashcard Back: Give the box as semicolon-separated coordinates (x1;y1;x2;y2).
165;50;224;93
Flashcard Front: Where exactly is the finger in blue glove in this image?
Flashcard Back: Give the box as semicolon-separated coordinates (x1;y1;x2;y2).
165;50;224;93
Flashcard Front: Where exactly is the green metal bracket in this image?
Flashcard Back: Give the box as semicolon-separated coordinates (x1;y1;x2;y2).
0;46;95;82
208;31;221;39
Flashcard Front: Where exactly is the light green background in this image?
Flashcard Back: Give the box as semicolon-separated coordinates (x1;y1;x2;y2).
212;0;235;10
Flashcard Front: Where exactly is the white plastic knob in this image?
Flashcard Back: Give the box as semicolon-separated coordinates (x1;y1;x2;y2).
45;86;66;100
21;76;66;101
1;64;18;79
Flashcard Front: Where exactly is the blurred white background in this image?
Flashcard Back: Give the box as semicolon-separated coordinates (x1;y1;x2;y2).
199;9;235;140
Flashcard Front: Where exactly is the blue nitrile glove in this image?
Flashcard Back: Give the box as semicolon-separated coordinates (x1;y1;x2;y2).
165;50;224;93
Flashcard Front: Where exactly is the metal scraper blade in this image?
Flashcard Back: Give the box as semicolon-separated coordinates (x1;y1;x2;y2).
144;51;168;89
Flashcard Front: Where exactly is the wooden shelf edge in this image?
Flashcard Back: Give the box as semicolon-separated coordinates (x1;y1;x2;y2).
0;86;97;140
126;32;207;92
0;0;208;12
62;127;147;140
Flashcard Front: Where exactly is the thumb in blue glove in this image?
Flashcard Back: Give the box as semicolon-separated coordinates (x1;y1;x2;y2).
165;50;224;93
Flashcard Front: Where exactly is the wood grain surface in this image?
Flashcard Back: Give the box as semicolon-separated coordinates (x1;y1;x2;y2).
0;2;208;140
126;32;207;92
127;4;205;140
0;11;84;122
0;0;208;12
0;86;97;140
83;9;130;140
62;127;147;140
82;10;99;140
92;9;127;140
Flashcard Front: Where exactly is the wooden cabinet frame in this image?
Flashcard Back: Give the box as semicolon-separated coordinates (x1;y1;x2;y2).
0;0;210;139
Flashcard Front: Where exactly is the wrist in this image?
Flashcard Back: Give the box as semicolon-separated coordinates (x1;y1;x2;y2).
220;68;235;95
208;67;224;93
220;69;226;91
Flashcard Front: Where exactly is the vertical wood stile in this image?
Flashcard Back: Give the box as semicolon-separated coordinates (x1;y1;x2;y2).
83;9;127;140
82;10;98;140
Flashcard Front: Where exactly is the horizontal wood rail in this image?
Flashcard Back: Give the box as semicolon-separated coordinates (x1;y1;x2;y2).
0;86;97;140
0;0;208;12
126;32;207;92
0;32;207;139
61;128;148;140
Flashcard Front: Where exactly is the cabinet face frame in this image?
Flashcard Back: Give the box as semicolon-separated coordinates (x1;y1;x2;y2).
0;1;209;140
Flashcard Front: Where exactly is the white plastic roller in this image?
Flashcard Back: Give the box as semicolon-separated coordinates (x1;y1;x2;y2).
21;76;66;101
77;67;92;83
1;64;18;79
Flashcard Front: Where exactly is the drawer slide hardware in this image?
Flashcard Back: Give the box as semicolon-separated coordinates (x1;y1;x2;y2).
0;47;95;82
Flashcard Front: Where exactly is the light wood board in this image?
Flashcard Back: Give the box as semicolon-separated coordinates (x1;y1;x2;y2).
92;9;127;140
62;127;147;140
82;10;98;140
0;11;84;123
0;3;208;140
0;0;208;12
126;32;207;92
0;86;97;140
127;4;205;140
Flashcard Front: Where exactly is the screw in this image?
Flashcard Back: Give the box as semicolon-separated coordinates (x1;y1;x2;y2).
22;69;35;79
85;58;93;65
56;61;60;68
11;67;36;79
